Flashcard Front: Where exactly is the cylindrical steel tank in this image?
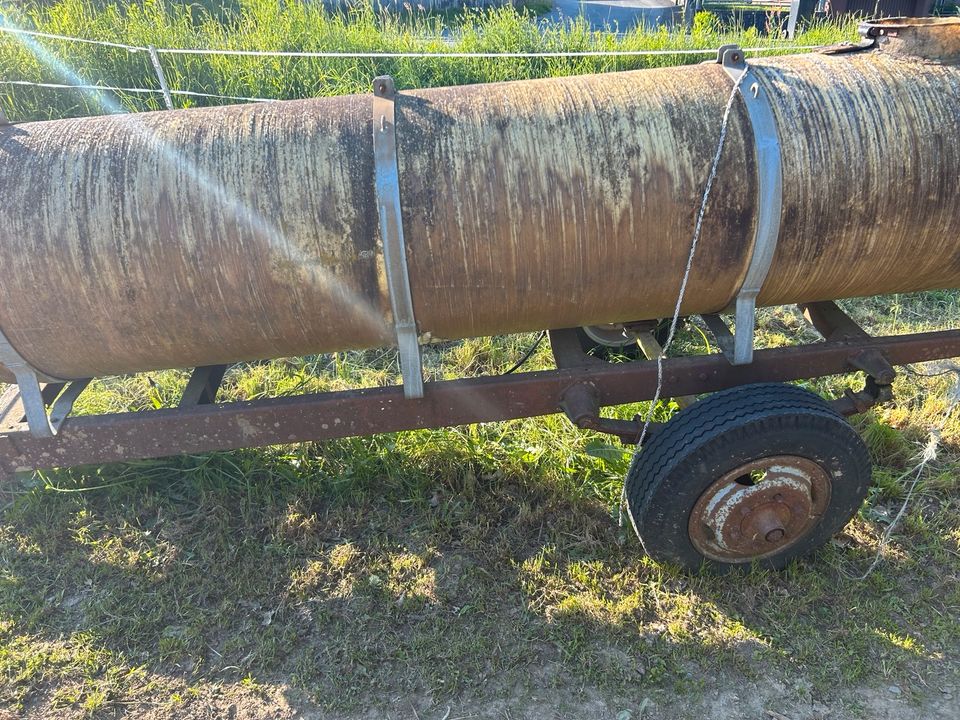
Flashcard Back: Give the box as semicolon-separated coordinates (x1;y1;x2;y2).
1;19;959;381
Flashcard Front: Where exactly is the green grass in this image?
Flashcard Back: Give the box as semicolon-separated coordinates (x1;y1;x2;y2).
0;0;858;121
1;302;959;718
0;3;957;718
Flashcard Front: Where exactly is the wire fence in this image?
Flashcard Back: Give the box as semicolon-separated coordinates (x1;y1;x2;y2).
0;25;819;56
0;24;823;112
0;79;275;103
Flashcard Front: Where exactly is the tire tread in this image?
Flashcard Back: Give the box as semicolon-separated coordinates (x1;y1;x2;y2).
625;383;870;570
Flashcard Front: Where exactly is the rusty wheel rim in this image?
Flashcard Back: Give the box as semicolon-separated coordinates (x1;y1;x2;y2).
688;455;832;563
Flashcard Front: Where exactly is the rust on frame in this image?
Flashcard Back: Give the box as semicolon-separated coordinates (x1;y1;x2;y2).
1;327;959;475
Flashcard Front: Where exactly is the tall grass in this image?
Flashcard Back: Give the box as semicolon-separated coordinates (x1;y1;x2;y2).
0;0;858;120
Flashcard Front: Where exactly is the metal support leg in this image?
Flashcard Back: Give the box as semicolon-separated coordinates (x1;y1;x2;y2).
0;378;90;436
0;325;87;436
180;364;228;407
701;313;735;357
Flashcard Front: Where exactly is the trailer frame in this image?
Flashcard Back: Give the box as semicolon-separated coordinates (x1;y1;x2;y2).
0;301;957;477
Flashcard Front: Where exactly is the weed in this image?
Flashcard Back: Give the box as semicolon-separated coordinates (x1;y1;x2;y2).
0;1;858;121
0;4;954;718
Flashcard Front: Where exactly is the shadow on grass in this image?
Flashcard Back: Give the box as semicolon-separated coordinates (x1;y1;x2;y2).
0;431;958;717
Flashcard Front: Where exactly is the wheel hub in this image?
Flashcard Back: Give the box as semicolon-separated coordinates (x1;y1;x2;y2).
688;456;832;563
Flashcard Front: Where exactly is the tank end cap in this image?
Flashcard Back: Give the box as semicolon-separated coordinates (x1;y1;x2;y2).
859;17;960;65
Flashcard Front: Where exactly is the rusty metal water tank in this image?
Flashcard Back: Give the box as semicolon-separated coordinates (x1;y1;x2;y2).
0;18;958;382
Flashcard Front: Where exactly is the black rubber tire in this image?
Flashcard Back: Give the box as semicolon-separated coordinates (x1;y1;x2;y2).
625;383;872;572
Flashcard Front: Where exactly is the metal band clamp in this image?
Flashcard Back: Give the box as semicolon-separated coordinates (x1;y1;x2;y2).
717;45;783;365
0;328;88;438
372;76;424;399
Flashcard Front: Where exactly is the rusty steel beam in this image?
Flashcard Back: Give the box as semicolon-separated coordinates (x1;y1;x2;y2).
1;328;959;475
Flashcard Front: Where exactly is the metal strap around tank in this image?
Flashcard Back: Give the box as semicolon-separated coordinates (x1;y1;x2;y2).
717;45;783;366
372;75;424;399
0;328;60;437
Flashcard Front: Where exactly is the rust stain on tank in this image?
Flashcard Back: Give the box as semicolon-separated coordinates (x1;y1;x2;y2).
0;19;958;381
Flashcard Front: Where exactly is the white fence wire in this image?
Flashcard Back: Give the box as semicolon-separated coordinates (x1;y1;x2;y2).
0;25;819;57
0;24;822;109
0;79;275;103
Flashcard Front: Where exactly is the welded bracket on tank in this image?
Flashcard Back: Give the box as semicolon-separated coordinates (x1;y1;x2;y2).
0;330;88;437
716;45;783;365
372;75;424;399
